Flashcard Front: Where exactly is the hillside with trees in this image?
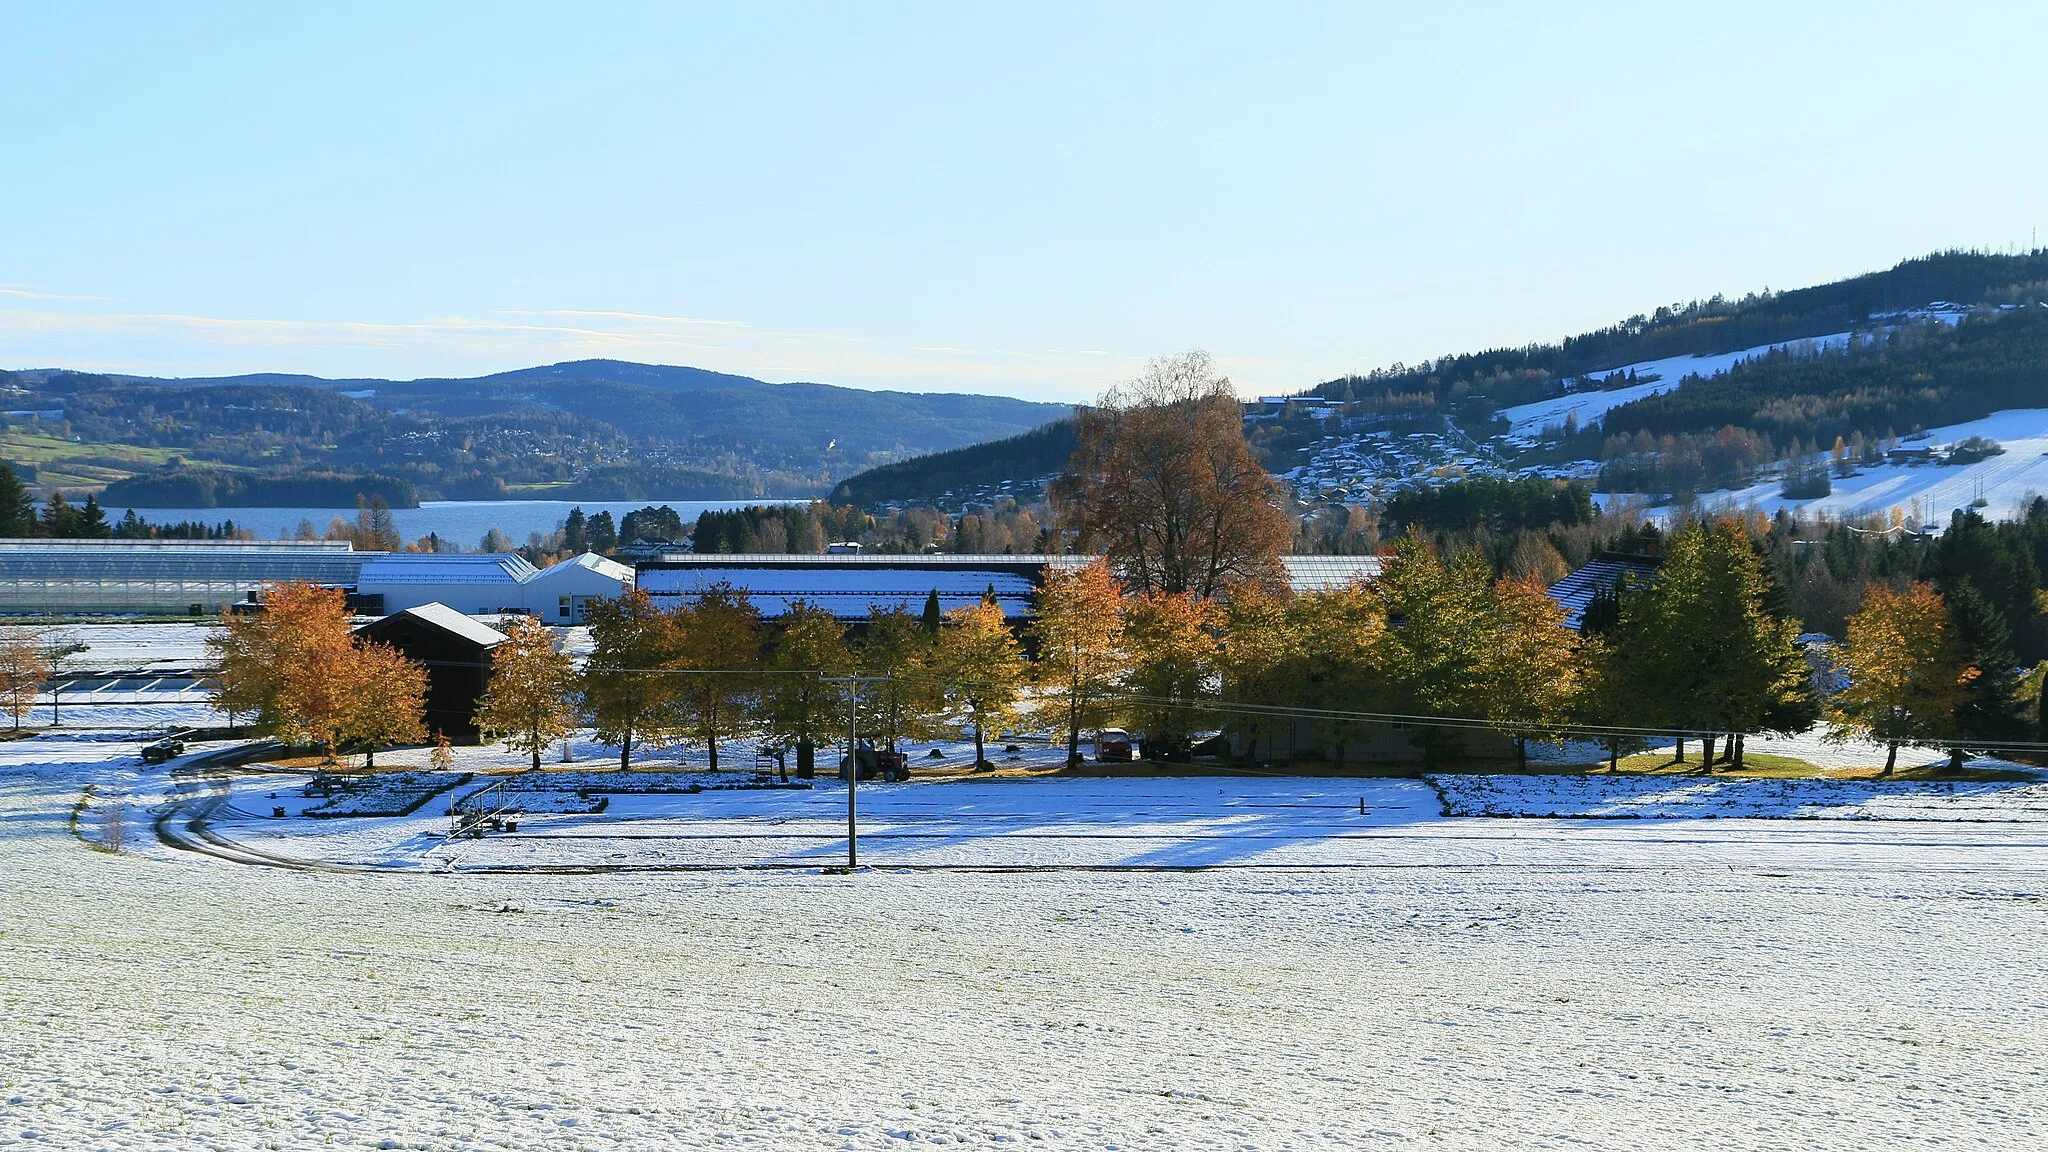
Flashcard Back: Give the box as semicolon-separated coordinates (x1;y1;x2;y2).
0;360;1069;505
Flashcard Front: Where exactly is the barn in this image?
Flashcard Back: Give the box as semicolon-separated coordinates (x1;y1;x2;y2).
352;603;507;744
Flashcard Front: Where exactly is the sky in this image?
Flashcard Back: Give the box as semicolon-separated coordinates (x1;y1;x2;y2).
2;2;2044;403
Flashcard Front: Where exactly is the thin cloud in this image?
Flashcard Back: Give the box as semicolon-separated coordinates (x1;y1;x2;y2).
0;285;114;303
0;300;1119;401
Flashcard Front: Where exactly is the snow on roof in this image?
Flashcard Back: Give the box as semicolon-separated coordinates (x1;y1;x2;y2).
1546;555;1661;630
367;602;509;648
357;553;538;585
534;551;634;583
639;564;1037;621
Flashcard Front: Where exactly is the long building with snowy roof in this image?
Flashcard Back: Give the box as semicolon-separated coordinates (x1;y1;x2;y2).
634;553;1383;622
357;551;632;621
0;538;368;616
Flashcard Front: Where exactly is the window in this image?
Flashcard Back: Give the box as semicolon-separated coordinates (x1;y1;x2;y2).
559;596;571;619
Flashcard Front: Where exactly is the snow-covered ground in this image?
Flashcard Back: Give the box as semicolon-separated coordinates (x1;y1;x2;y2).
7;733;2048;1149
1497;333;1854;439
1702;407;2048;524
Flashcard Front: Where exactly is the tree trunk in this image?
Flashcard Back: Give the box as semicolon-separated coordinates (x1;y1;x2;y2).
1947;744;1966;772
1515;736;1527;772
1607;738;1619;772
1884;741;1898;776
530;743;541;771
1674;736;1685;763
708;733;719;772
620;730;633;772
973;721;985;768
1733;733;1745;771
1067;706;1081;766
1700;733;1717;770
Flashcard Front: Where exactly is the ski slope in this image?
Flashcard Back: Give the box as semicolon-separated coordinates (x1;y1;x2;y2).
1499;333;1854;439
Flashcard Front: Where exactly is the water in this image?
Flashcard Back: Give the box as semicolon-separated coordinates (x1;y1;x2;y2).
108;499;786;549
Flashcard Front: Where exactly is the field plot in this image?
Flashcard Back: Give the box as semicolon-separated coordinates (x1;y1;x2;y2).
7;735;2048;1150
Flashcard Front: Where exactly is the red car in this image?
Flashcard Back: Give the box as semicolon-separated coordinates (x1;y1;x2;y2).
1094;729;1133;762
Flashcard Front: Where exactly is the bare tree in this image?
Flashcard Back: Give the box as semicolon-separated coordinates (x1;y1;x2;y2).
1051;351;1289;597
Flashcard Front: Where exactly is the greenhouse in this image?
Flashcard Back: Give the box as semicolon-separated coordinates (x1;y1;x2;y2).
0;539;368;616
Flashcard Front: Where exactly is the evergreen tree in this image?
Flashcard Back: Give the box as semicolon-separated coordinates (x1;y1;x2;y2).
587;510;618;555
79;493;109;538
1945;580;2029;766
563;506;589;553
0;462;35;536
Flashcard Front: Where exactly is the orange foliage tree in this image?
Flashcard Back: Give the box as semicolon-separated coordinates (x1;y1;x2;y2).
1052;351;1289;597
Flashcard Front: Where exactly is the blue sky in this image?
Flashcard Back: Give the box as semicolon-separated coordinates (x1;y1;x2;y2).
2;2;2042;402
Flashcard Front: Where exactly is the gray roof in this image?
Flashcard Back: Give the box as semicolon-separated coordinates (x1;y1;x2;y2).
1546;555;1660;630
357;553;538;585
380;602;510;648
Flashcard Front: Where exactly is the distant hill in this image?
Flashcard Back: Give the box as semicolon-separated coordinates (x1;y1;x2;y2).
826;250;2048;510
830;419;1078;506
1;360;1070;504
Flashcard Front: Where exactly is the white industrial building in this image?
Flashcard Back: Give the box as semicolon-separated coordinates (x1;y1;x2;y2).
356;551;632;621
634;553;1383;621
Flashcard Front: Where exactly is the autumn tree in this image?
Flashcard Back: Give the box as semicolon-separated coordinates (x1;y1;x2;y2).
0;632;52;731
1827;583;1973;774
1051;351;1289;597
1481;575;1580;769
342;642;428;768
476;616;580;771
855;606;938;754
1572;634;1650;771
672;583;763;771
211;583;369;755
581;590;682;770
1029;559;1128;765
761;601;852;776
932;601;1027;768
1215;583;1294;764
1121;592;1219;759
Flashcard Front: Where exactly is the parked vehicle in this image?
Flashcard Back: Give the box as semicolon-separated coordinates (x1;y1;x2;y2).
1094;729;1133;762
839;741;911;782
140;735;188;764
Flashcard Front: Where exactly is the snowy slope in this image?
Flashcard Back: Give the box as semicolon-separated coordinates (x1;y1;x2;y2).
1708;407;2048;523
1499;333;1854;438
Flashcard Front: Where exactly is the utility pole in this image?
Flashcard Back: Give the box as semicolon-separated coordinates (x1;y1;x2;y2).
820;675;886;871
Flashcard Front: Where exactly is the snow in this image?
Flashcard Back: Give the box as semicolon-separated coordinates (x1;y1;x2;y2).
1497;333;1854;438
1703;407;2048;523
9;734;2048;1148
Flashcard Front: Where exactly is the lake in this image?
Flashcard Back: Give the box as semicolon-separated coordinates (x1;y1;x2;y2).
108;499;789;548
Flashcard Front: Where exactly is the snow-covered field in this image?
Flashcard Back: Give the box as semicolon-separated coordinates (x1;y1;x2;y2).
9;731;2048;1149
1705;407;2048;524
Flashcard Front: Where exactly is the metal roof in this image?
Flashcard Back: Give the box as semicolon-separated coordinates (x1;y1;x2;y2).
1546;554;1660;630
358;601;509;648
533;551;634;583
357;553;538;585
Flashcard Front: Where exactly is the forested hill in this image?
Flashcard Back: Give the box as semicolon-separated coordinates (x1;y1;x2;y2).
1311;250;2048;410
830;419;1078;507
1;360;1069;504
